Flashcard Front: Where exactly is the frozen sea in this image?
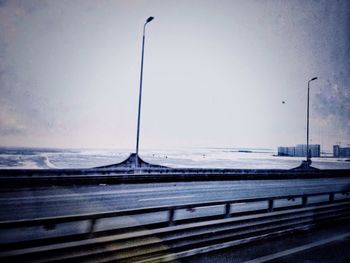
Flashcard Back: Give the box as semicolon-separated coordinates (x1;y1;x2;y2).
0;147;349;170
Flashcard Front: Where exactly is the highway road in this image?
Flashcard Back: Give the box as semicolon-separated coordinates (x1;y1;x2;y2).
1;178;350;250
1;178;350;221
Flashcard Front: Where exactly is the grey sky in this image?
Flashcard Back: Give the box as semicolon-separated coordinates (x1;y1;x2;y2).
0;0;349;151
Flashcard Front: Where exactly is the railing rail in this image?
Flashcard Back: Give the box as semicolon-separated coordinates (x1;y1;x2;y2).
1;168;350;177
0;190;349;233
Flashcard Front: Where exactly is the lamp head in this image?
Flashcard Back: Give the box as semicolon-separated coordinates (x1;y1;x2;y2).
311;77;318;81
146;17;154;23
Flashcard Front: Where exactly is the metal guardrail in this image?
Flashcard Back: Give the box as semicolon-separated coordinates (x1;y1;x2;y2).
1;190;349;234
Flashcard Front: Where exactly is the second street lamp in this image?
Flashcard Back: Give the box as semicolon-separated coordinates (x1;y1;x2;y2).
306;77;318;165
135;16;154;168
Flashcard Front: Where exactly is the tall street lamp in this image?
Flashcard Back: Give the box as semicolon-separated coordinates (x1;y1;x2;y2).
306;77;318;164
135;16;154;167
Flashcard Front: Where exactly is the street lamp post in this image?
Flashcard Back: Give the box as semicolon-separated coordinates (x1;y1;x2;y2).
306;77;318;164
135;16;154;168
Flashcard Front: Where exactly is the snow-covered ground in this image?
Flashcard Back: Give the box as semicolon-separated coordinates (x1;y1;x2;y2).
0;147;349;169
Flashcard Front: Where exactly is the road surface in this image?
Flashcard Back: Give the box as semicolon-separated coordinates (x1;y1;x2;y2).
1;178;350;221
1;178;350;250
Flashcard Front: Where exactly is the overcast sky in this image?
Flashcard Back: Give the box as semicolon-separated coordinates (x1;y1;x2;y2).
0;0;349;151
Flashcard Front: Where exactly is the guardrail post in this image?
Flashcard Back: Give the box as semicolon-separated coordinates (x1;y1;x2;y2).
302;195;308;207
225;203;231;217
88;219;96;236
329;193;335;203
268;199;274;212
169;208;175;226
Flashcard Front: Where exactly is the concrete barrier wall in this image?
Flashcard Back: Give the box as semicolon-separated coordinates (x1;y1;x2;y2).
0;168;349;186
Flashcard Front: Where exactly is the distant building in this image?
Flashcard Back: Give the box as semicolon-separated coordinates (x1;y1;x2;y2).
277;144;320;157
295;144;320;157
277;147;295;156
333;145;350;157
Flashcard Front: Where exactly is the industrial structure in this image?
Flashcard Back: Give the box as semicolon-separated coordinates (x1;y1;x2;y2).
278;144;321;157
333;145;350;157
